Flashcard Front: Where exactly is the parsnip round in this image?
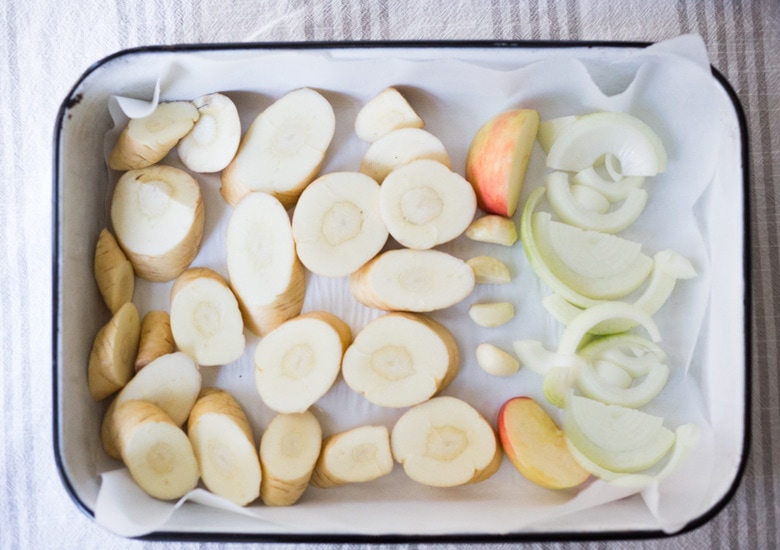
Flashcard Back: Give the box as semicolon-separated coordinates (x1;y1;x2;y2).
108;101;199;171
170;267;245;366
177;93;241;173
259;411;322;506
101;351;202;460
187;388;262;506
114;400;200;501
342;312;459;408
349;248;475;312
254;311;351;414
220;87;335;207
226;191;305;336
310;425;394;488
292;171;388;277
391;396;502;487
379;159;476;250
110;164;205;282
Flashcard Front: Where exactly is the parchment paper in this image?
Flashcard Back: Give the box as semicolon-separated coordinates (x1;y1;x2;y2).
91;34;740;537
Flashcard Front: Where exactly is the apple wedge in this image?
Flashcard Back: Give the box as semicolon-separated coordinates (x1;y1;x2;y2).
465;108;540;217
498;396;590;489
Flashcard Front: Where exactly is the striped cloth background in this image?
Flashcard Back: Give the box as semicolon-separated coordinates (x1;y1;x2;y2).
1;0;777;548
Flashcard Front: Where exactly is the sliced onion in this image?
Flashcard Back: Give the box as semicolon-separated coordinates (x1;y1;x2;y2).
546;171;648;233
541;249;696;334
577;359;669;408
537;115;578;154
546;111;667;176
520;187;600;308
594;360;633;389
572;166;645;203
578;333;666;378
543;366;578;408
563;395;675;473
532;212;654;300
570;184;610;214
557;301;661;356
511;339;583;376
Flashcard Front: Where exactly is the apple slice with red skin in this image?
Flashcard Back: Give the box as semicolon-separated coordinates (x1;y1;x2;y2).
498;396;590;489
465;109;540;217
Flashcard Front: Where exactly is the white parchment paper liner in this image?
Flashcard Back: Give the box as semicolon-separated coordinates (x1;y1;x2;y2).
91;34;742;538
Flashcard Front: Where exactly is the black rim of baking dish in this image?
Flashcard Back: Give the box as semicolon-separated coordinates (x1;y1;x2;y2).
52;38;751;544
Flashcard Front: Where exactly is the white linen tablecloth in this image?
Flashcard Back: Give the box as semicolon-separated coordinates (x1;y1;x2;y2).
1;0;778;548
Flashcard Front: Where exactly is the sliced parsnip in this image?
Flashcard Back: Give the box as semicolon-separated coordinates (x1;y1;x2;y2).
355;87;424;143
391;396;502;487
187;388;262;506
170;267;245;366
113;400;200;500
134;310;175;372
342;312;459;408
226;191;305;336
108;101;199;171
466;255;512;284
94;228;134;314
101;351;201;460
349;248;475;312
310;425;394;488
259;411;322;506
177;93;241;173
292;171;388;277
379;159;476;250
110;164;205;282
476;343;520;377
468;301;515;327
220;88;335;208
359;128;451;183
465;215;518;246
88;302;141;401
254;311;351;414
